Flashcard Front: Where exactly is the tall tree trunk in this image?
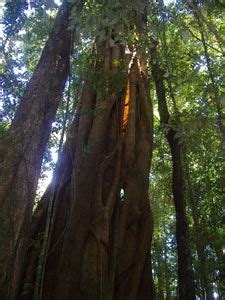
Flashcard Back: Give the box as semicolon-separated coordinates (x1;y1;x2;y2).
155;2;212;294
0;1;80;298
183;155;213;299
150;40;195;300
20;35;155;299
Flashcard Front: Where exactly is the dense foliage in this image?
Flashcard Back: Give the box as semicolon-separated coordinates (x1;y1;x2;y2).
0;0;224;298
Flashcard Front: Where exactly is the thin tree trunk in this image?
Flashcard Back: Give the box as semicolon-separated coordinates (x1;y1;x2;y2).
0;1;81;298
164;245;171;300
150;40;195;300
183;154;213;299
157;254;165;299
155;3;213;294
58;73;72;153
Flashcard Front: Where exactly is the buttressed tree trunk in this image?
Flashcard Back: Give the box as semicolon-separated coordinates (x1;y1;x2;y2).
150;40;196;299
20;32;155;299
0;1;80;298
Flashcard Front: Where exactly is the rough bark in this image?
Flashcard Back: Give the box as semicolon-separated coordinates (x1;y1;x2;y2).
20;37;155;299
19;111;80;299
150;40;195;299
0;1;79;298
